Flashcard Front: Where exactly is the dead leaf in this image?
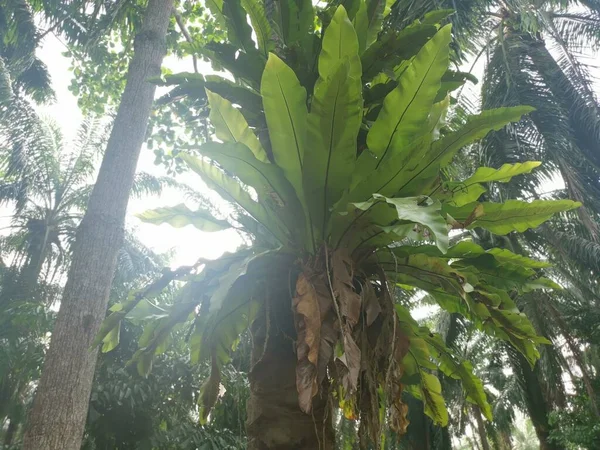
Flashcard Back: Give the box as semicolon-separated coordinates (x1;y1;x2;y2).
394;330;411;363
332;249;361;326
363;282;381;326
337;325;361;393
317;313;337;385
293;272;321;413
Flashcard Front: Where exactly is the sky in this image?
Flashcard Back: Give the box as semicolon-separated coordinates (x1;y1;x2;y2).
36;34;243;269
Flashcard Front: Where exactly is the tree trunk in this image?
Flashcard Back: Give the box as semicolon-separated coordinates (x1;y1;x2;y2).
3;416;17;447
472;405;491;450
512;352;565;450
21;1;174;448
246;292;335;449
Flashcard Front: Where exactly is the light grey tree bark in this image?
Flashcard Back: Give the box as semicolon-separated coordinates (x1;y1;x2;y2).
22;1;175;448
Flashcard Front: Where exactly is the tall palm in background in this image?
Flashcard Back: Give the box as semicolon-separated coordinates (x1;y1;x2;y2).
388;2;600;447
0;93;185;446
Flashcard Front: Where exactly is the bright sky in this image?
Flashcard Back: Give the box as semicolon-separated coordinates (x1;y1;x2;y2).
36;35;243;268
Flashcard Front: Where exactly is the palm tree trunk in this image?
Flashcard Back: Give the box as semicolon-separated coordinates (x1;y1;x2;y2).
3;416;17;447
472;405;491;450
546;302;600;417
21;1;174;448
246;294;335;449
512;352;565;450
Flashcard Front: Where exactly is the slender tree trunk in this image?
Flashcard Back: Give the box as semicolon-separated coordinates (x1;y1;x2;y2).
246;292;335;449
3;416;17;447
512;352;565;450
546;302;600;417
22;1;174;448
472;405;491;450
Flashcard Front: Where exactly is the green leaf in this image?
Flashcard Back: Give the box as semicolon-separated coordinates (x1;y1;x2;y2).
422;332;492;420
349;106;535;203
464;161;541;184
317;6;361;80
367;25;451;165
435;70;478;102
361;22;438;81
207;0;254;53
304;6;363;238
448;161;541;207
272;0;314;46
240;0;273;57
179;152;289;244
101;324;120;353
206;89;268;163
420;9;455;25
387;240;551;269
197;142;300;223
201;42;265;88
261;53;315;248
353;0;368;54
373;194;448;252
446;199;581;235
406;371;449;426
136;203;231;232
365;0;385;48
261;53;308;206
191;249;295;365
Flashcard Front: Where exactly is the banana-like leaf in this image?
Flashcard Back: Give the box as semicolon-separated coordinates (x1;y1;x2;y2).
465;161;542;184
179;152;289;244
272;0;314;46
93;264;198;351
420;9;455;25
367;25;451;166
434;70;478;103
305;6;363;238
446;199;581;235
348;106;535;205
395;304;492;421
190;249;295;364
261;54;308;203
201;42;265;88
446;161;541;206
197;142;301;227
136;203;231;231
240;0;273;57
386;240;551;269
404;369;449;426
206;89;268;162
367;194;448;252
363;0;394;48
261;53;315;248
387;254;547;365
352;0;368;53
206;0;254;53
423;332;493;420
361;22;438;81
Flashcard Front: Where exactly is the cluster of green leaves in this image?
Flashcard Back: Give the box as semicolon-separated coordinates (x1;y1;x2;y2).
95;0;579;441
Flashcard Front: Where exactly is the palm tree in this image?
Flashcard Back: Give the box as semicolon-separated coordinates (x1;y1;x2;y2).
388;0;600;443
389;0;600;241
95;2;578;447
0;100;185;447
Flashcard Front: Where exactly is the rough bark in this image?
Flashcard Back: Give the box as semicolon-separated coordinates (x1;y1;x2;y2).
21;1;174;448
246;290;335;449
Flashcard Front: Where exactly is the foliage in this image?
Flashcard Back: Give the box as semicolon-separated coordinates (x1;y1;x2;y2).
549;379;600;450
94;1;579;445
